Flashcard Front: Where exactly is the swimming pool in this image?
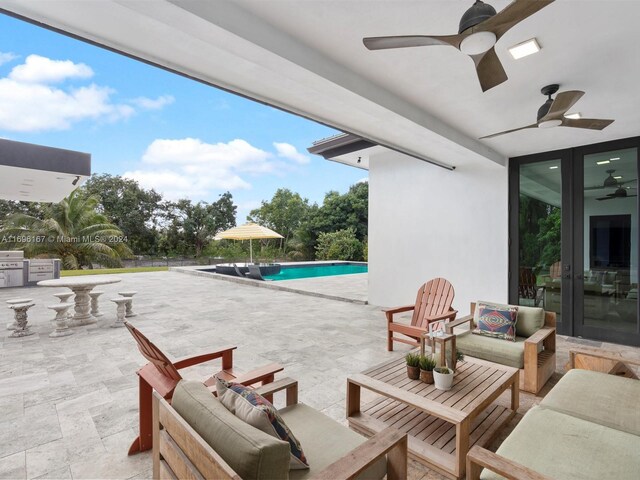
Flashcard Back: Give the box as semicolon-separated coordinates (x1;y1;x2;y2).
263;262;367;281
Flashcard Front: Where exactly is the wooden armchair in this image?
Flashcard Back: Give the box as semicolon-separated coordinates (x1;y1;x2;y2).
125;322;283;455
446;303;556;394
153;378;408;480
384;278;457;351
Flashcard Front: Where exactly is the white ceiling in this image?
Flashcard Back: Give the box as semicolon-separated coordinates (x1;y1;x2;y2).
2;1;639;169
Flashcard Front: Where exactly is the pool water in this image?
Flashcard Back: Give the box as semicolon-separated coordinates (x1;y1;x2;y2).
263;262;367;281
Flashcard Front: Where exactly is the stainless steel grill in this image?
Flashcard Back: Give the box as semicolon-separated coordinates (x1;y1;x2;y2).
0;251;26;288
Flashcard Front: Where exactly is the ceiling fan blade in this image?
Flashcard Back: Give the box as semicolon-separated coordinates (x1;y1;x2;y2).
479;0;555;39
363;34;463;50
471;47;508;92
561;118;615;130
596;196;615;201
479;123;537;140
585;185;606;191
540;91;585;120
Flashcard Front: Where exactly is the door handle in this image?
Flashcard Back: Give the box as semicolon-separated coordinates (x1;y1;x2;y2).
563;274;571;279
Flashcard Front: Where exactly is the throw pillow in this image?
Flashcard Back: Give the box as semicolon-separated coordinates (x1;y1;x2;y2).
473;302;518;342
216;378;309;470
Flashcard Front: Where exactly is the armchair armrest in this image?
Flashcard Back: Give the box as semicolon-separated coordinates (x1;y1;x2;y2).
445;314;473;334
428;309;458;322
310;427;407;480
466;445;553;480
232;362;284;386
383;304;415;317
173;346;237;369
569;348;640;369
524;327;555;346
254;377;298;406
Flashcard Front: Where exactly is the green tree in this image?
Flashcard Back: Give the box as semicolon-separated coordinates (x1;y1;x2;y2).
0;189;132;269
315;227;363;261
248;188;311;252
82;174;163;255
537;208;561;266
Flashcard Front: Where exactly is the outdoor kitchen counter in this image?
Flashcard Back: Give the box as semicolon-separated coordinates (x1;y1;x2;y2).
38;275;122;326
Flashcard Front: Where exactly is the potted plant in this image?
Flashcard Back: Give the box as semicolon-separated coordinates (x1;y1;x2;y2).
433;366;455;391
405;352;420;380
419;355;437;384
448;350;465;372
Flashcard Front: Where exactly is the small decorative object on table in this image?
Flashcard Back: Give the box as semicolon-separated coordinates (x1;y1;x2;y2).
433;366;454;391
405;352;421;380
419;354;437;384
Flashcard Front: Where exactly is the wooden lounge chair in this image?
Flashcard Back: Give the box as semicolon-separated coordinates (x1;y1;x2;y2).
384;278;457;351
247;264;271;281
125;322;283;455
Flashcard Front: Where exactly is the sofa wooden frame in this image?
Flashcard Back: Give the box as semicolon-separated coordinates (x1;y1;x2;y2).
152;377;409;480
445;302;556;394
465;349;640;480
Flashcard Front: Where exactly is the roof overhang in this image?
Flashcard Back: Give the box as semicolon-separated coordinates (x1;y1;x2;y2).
0;138;91;203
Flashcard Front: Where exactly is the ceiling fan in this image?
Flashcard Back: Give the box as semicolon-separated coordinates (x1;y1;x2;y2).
362;0;554;92
480;84;614;139
585;170;636;191
597;186;637;201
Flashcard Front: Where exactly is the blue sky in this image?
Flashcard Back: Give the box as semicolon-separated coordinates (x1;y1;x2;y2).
0;14;366;221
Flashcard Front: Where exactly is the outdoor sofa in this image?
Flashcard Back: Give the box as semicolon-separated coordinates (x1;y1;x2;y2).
467;349;640;479
446;302;556;394
152;378;408;479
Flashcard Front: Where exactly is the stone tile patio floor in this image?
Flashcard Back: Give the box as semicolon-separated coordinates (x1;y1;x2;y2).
1;271;638;479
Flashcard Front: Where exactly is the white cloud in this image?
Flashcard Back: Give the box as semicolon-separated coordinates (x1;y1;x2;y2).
0;52;18;66
273;142;310;164
0;79;133;132
357;177;369;183
124;138;277;200
0;54;173;132
9;54;93;83
131;95;174;110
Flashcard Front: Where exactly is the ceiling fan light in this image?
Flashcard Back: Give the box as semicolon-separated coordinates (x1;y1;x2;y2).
538;119;562;129
460;31;497;55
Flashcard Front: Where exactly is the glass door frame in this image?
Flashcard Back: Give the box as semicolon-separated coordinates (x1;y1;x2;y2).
573;137;640;345
510;136;640;346
509;148;573;337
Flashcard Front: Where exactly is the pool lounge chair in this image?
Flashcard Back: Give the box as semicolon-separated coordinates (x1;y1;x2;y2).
232;263;246;277
247;264;272;281
124;322;283;455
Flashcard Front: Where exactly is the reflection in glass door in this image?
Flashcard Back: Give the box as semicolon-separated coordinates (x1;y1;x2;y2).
518;159;562;323
578;148;638;339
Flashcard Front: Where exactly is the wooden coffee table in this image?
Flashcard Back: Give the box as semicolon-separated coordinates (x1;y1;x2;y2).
347;356;519;479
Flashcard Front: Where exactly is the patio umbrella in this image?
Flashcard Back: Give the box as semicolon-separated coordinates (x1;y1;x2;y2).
214;222;283;263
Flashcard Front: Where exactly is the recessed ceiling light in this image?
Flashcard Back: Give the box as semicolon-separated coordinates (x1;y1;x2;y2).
610;157;620;161
549;166;559;170
508;38;540;60
564;112;581;120
596;160;610;165
614;176;623;179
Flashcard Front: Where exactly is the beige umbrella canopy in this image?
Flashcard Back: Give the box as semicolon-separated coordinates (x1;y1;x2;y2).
215;222;283;263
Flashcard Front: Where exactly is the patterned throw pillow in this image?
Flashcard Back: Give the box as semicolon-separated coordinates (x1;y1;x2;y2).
473;302;518;341
216;378;309;469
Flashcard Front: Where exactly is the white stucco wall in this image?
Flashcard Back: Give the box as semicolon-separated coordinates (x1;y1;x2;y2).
368;150;509;315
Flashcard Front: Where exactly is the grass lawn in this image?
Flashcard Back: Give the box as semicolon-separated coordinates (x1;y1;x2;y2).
61;266;169;276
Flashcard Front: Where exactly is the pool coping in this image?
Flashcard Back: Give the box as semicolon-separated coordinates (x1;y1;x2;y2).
170;265;368;305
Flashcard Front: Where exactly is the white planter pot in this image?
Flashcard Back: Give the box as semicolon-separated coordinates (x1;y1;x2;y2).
433;368;454;391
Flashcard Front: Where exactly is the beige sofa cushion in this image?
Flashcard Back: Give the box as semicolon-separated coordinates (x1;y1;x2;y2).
280;403;387;480
480;406;640;480
455;330;525;369
540;369;640;436
172;381;290;480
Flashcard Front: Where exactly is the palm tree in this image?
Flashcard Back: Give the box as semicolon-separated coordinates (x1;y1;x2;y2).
0;189;132;269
